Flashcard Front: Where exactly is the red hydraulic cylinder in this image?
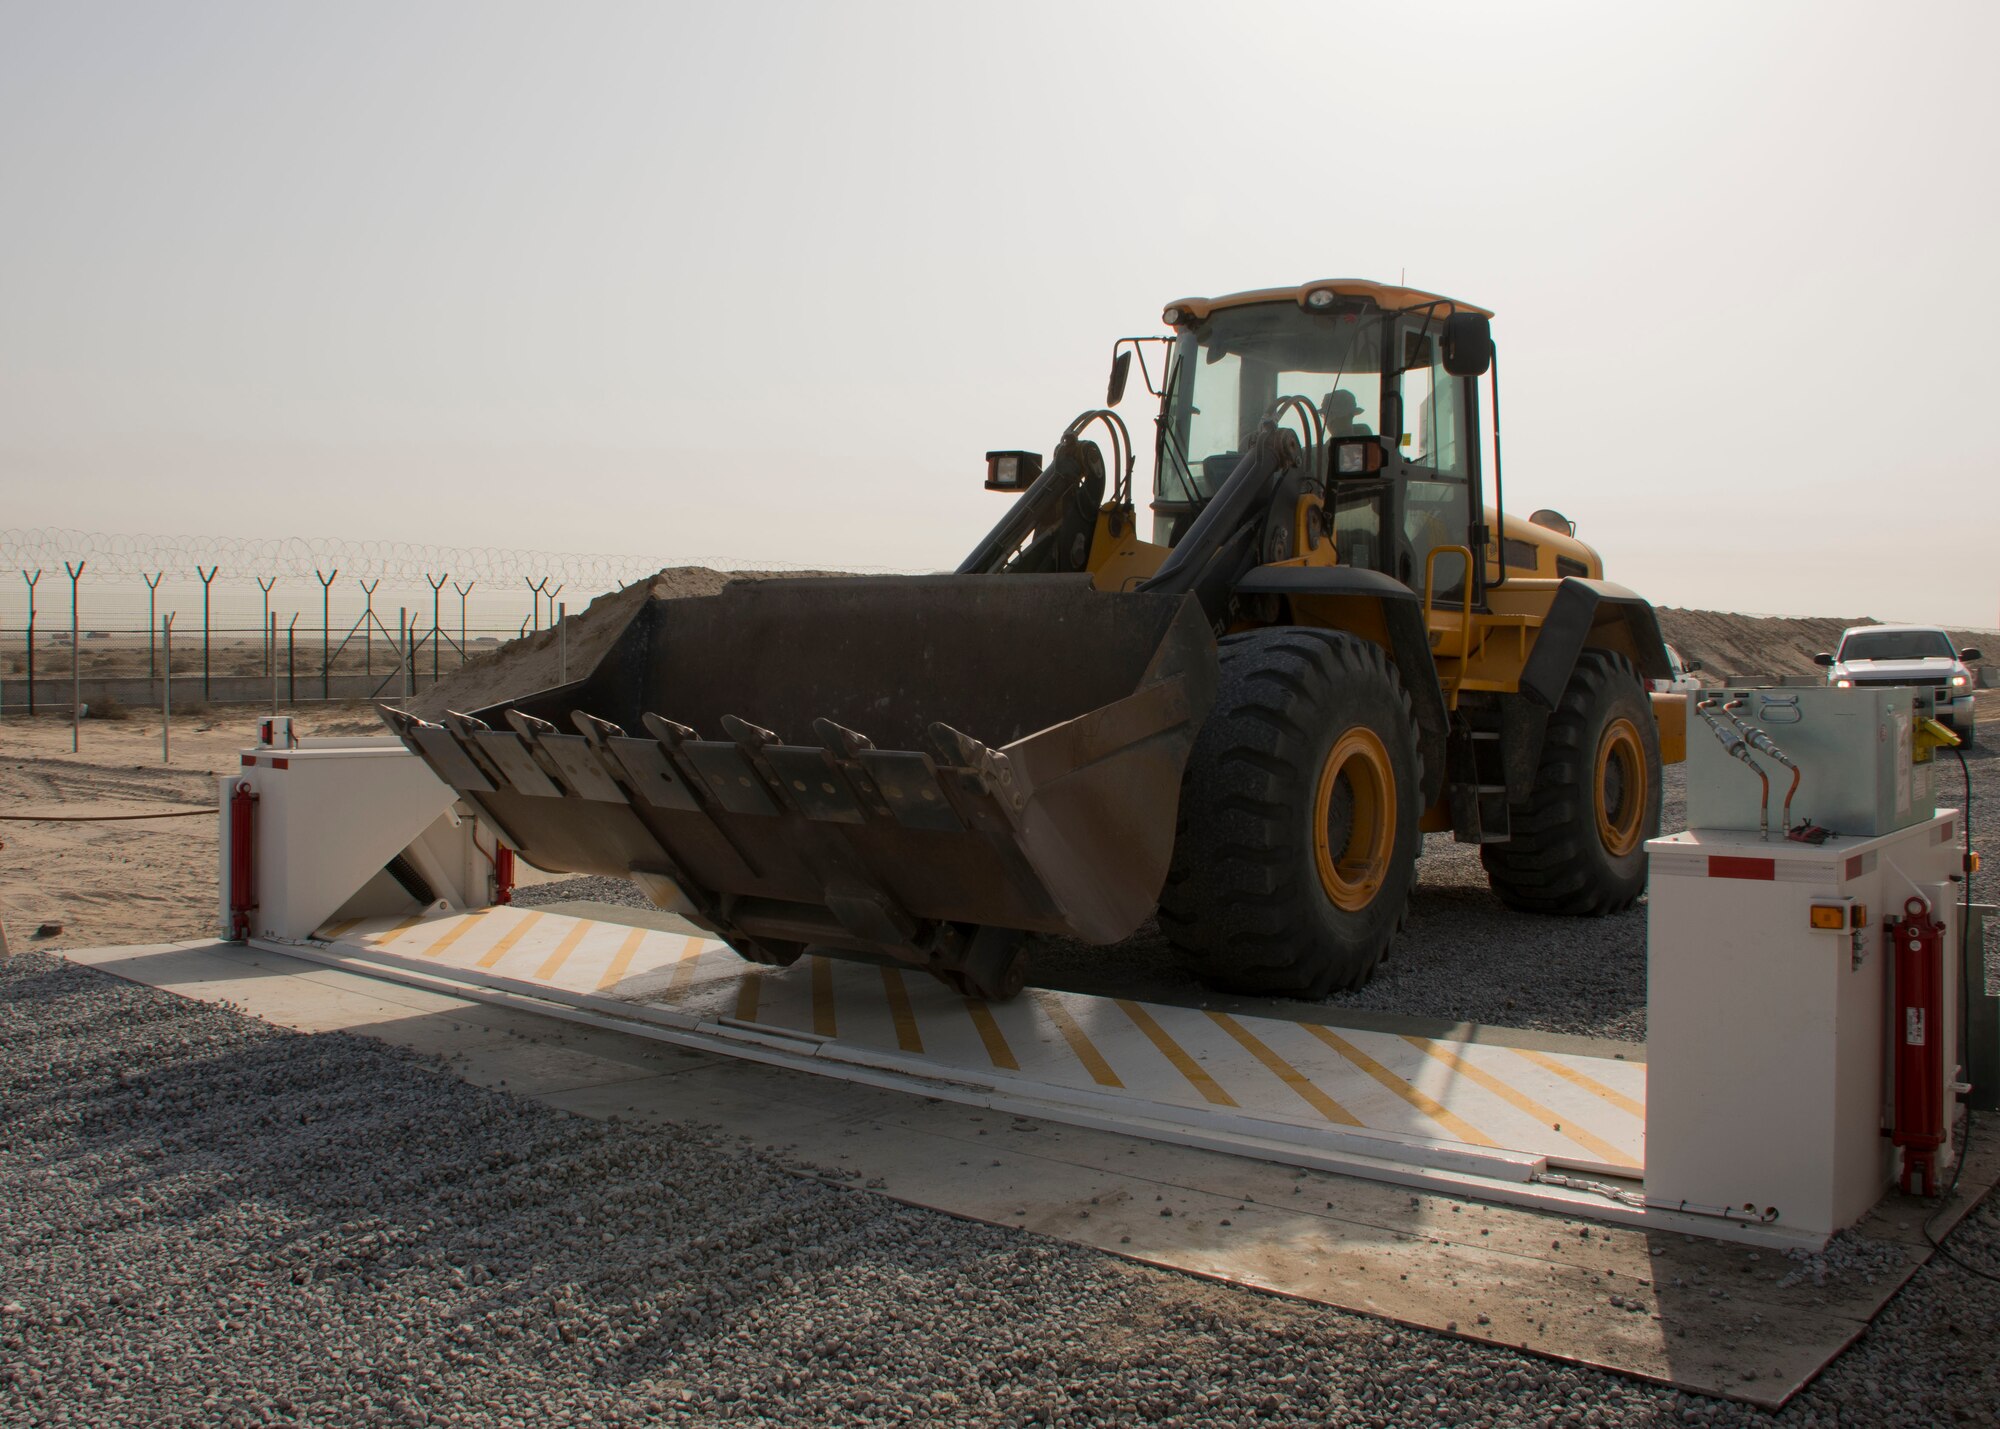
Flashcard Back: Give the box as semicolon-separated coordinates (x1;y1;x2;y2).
228;781;258;941
494;844;516;906
1888;896;1946;1195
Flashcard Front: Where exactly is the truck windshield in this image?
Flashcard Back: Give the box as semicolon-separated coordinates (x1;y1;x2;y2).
1839;629;1954;661
1158;301;1384;522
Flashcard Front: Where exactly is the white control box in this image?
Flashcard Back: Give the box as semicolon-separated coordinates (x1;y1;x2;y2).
1686;686;1935;839
1645;814;1961;1241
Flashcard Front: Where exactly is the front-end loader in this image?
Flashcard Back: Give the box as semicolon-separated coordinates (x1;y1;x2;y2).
386;279;1685;1001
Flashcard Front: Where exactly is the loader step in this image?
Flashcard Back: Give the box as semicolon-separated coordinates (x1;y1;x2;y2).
1449;727;1512;844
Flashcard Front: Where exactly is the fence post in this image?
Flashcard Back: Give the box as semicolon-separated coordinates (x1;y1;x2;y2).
162;612;174;764
400;608;413;698
256;576;277;677
22;570;39;716
315;569;337;700
195;565;218;700
558;601;567;683
357;578;379;676
427;573;447;684
65;560;84;751
143;571;163;689
455;580;475;665
288;614;298;704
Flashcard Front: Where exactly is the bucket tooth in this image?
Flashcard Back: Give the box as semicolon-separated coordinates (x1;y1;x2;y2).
926;721;979;767
375;703;430;737
929;721;1020;805
720;714;782;751
387;706;497;794
505;708;560;739
811;717;894;816
504;708;560;740
813;718;876;757
570;710;627;742
643;712;701;748
432;710;510;789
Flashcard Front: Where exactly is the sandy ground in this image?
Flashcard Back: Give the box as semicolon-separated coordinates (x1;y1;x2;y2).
0;704;383;950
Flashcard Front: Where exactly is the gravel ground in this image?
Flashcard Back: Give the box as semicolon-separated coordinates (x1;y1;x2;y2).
6;947;1998;1427
523;741;1995;1046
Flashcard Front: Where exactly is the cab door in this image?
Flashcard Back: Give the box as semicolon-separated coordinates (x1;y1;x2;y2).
1390;322;1478;607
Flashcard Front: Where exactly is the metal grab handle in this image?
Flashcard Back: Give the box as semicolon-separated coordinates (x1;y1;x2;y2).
1422;545;1476;662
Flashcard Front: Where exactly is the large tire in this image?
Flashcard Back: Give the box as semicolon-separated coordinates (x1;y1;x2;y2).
1160;628;1424;998
1481;650;1661;915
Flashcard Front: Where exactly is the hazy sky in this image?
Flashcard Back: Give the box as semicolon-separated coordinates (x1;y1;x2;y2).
3;1;1996;628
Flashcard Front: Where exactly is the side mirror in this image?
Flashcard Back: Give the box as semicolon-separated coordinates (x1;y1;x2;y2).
1106;349;1132;408
1686;658;1703;672
1812;652;1835;667
1327;436;1387;478
1442;312;1493;376
1960;647;1984;662
984;450;1043;492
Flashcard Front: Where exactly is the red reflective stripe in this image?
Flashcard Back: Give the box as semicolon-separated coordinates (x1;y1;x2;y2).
1845;855;1865;879
1709;855;1776;880
271;758;288;770
241;754;256;766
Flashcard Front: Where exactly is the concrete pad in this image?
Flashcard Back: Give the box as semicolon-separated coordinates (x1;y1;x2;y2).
61;937;1996;1408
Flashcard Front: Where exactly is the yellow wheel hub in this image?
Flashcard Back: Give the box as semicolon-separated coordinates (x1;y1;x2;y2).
1594;717;1647;858
1313;728;1396;912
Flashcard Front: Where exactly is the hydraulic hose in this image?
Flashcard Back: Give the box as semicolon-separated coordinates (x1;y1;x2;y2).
1722;697;1803;833
1697;698;1771;840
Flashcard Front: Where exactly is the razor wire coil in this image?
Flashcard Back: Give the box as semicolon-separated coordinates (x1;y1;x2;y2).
0;529;719;588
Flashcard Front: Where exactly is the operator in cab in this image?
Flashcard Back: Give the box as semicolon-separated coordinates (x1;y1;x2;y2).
1321;388;1373;438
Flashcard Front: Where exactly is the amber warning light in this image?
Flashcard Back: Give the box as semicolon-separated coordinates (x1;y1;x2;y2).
1807;899;1866;932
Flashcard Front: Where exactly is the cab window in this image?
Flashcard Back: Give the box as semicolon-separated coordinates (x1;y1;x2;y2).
1396;326;1474;600
1398;331;1469;476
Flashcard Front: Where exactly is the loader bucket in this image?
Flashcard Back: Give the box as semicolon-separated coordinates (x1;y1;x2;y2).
385;575;1217;967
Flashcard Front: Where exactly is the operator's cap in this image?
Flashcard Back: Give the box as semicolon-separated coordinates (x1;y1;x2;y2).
1322;389;1365;416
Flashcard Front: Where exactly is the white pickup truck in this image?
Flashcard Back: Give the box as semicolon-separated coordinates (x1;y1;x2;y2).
1814;624;1982;741
1651;643;1702;694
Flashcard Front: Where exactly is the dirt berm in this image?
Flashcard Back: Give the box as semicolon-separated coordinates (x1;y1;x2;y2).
406;567;851;721
1656;608;1996;684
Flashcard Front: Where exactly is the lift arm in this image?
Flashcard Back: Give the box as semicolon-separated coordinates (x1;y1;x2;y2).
1138;428;1291;624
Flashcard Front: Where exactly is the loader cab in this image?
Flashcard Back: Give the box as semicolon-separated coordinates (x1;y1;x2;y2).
1154;286;1489;605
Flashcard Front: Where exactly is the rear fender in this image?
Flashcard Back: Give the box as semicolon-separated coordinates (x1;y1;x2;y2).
1231;565;1448;807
